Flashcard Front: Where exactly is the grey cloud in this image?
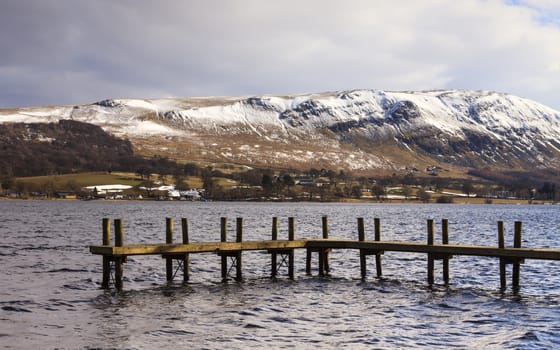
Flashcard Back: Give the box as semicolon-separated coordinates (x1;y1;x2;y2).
1;0;559;109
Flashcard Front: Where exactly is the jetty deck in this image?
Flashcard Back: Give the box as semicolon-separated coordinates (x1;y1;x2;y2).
89;239;560;260
90;239;308;255
89;217;560;291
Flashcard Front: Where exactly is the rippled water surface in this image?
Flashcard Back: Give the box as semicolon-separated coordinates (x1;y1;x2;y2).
1;201;559;349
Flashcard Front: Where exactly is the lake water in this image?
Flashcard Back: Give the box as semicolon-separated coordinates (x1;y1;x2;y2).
1;200;559;349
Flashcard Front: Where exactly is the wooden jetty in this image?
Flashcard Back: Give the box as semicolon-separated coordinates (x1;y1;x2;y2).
90;216;560;291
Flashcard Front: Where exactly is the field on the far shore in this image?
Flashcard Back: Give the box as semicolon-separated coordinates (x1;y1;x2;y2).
4;172;556;205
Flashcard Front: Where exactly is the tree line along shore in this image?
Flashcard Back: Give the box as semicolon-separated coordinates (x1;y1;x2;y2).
1;164;557;204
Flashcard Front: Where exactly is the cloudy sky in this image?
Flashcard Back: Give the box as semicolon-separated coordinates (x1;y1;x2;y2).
1;0;559;109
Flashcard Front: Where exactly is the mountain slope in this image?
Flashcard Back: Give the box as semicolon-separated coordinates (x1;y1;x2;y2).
0;120;136;177
1;89;559;174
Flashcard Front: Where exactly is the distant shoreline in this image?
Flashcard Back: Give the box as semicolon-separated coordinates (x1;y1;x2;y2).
0;196;555;205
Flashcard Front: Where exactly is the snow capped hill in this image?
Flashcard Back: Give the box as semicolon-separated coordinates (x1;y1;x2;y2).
1;89;559;172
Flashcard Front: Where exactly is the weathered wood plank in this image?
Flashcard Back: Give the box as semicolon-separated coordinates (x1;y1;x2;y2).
305;240;560;260
90;239;560;260
90;240;308;255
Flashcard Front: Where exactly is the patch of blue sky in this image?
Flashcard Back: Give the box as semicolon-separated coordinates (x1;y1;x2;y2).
506;0;560;26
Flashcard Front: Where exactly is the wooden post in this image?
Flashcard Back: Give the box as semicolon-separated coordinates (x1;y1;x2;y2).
114;218;124;290
102;218;111;245
101;218;111;289
220;217;227;281
322;216;329;240
115;218;124;247
272;217;279;241
512;221;522;290
442;218;450;284
166;217;174;281
235;217;243;282
319;215;329;276
306;248;312;275
374;218;382;278
427;219;434;285
182;218;190;282
358;217;366;280
358;217;365;241
288;217;295;240
498;221;506;290
305;216;312;275
271;217;278;279
288;217;295;280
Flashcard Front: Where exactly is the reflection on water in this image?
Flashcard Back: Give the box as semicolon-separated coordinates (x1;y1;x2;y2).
1;201;559;349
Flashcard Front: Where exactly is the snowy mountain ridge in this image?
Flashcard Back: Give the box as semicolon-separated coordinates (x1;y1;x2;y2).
1;89;559;172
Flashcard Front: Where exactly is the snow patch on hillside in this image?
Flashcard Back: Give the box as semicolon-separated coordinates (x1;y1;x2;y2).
2;90;559;141
1;89;559;170
118;120;185;137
